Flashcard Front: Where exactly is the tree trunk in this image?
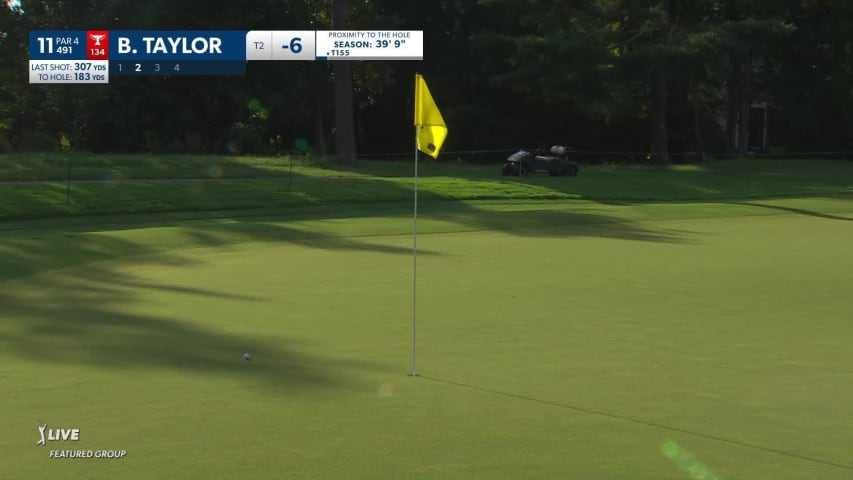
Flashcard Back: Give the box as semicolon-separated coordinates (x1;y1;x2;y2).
736;53;752;156
693;100;704;157
725;54;739;156
737;95;750;155
314;98;328;156
690;77;704;157
650;69;670;165
332;0;356;164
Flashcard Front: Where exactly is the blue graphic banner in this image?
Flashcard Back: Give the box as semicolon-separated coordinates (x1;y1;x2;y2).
109;31;247;61
29;31;88;60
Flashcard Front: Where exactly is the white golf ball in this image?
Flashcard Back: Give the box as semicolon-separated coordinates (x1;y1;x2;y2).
243;353;251;361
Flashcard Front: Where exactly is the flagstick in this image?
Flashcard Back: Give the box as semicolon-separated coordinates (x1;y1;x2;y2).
410;125;419;378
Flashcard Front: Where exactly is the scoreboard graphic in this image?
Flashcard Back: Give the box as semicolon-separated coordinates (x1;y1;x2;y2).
29;30;424;84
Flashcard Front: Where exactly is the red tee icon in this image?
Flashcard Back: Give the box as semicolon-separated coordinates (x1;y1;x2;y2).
87;30;109;60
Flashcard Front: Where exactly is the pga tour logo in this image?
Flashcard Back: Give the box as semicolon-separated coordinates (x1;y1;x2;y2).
36;423;128;459
37;424;79;446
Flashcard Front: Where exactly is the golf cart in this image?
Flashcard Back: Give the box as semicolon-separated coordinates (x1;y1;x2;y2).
501;145;579;177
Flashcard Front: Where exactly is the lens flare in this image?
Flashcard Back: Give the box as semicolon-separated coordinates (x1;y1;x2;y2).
662;441;720;480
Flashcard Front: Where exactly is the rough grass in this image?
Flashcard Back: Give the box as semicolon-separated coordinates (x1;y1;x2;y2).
0;155;851;221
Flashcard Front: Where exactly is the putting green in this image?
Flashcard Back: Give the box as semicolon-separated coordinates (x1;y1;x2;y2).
1;199;851;479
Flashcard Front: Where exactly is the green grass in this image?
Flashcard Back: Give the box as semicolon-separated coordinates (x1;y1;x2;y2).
0;152;291;181
0;155;851;221
0;155;852;479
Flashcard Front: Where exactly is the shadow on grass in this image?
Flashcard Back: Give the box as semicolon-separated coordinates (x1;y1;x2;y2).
1;156;849;389
0;262;386;394
0;233;199;282
0;159;716;386
0;152;301;182
9;205;683;269
418;204;687;243
3;158;852;229
0;174;692;282
726;201;853;222
187;217;447;255
0;174;690;387
0;215;446;283
312;157;853;203
108;277;267;301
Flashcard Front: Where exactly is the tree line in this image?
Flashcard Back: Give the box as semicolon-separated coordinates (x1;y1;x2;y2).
1;0;852;164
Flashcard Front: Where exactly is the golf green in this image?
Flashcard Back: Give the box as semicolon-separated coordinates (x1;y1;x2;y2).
1;199;851;479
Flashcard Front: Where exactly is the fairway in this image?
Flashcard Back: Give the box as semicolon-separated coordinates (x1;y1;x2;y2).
1;198;852;479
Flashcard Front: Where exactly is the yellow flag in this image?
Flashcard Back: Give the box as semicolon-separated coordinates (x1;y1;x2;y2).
413;74;447;159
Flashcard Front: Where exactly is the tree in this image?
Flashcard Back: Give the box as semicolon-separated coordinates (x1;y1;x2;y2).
332;0;356;164
2;0;849;158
